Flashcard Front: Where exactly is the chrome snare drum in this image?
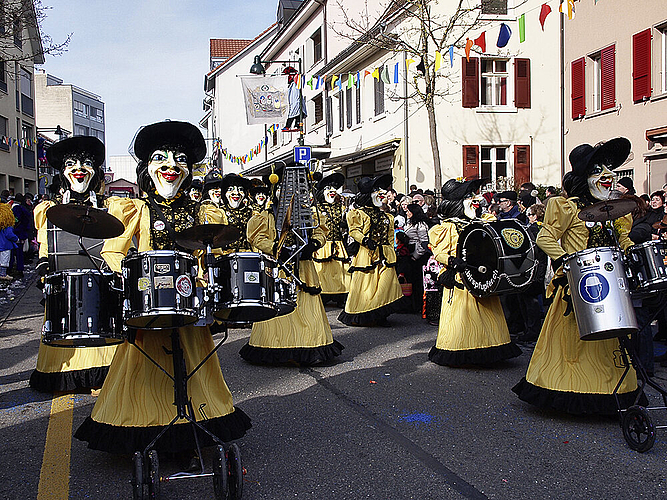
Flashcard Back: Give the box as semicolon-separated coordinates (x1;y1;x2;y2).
211;252;277;323
122;250;198;330
564;246;638;341
457;219;538;297
43;270;124;347
626;240;667;293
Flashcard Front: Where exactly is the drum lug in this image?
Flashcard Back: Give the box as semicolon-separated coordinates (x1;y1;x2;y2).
234;286;239;300
144;294;150;309
87;277;93;289
176;294;181;307
88;317;93;333
61;317;66;332
175;258;180;271
44;320;52;333
143;258;149;273
233;258;238;272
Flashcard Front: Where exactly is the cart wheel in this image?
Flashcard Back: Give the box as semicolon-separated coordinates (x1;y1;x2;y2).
212;445;228;500
146;449;160;499
622;405;656;453
227;443;243;500
132;452;145;500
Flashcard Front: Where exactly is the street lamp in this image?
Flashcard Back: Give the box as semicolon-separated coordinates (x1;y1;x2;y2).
249;55;304;146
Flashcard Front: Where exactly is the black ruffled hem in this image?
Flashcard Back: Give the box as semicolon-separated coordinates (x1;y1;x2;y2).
74;407;252;454
298;284;322;296
428;342;522;367
337;297;405;326
239;340;344;366
321;293;348;305
29;366;109;393
511;377;649;416
313;255;350;263
348;260;397;272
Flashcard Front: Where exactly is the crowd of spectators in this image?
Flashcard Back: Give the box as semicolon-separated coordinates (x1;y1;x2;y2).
0;189;39;282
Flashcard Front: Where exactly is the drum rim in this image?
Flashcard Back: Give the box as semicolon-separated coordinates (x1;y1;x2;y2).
122;249;196;261
45;269;116;277
629;240;667;250
563;246;621;263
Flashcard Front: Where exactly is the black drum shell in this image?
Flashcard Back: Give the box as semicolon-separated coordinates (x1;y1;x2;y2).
273;277;297;316
43;270;124;347
122;250;198;330
627;240;667;293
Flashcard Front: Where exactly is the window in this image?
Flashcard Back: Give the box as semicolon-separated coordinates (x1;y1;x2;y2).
90;107;104;123
13;16;20;48
74;101;89;118
571;57;586;118
355;83;362;124
19;68;32;116
0;59;5;93
345;86;353;128
312;93;323;124
311;29;322;65
0;115;8;152
74;124;89;136
662;26;667;93
326;95;333;137
633;29;651;102
589;45;615;113
338;88;344;132
481;59;507;106
480;146;508;186
94;129;105;142
22;124;35;168
374;66;385;116
481;0;507;15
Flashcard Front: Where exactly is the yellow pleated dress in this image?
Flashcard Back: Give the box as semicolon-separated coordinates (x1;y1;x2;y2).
239;210;344;365
74;196;251;453
427;220;521;366
338;206;404;326
313;202;350;303
29;200;118;393
512;196;642;415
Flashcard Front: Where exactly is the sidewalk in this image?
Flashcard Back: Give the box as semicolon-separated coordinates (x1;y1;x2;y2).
0;258;38;327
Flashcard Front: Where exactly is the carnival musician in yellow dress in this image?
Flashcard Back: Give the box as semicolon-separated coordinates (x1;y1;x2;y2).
30;136;118;392
75;121;251;453
513;137;643;415
428;178;521;366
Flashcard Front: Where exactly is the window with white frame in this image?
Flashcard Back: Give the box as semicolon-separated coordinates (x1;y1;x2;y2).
355;83;361;124
312;93;323;125
590;52;602;112
661;25;667;93
74;101;88;118
74;124;89;136
338;88;344;132
480;59;508;106
374;66;385;116
311;28;322;65
480;146;508;185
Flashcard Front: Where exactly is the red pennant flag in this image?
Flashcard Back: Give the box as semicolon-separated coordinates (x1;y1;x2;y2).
474;32;486;53
539;3;551;30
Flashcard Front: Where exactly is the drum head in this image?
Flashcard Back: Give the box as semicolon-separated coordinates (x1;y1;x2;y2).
457;224;499;291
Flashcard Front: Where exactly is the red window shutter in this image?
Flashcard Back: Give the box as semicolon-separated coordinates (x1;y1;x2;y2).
514;58;531;108
514;145;531;186
462;57;479;108
462;145;479;178
571;57;586;119
600;45;615;111
633;29;652;102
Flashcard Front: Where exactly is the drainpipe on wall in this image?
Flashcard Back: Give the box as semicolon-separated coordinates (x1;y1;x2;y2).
403;50;409;193
560;12;565;180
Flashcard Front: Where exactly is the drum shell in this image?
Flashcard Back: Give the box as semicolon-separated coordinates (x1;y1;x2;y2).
212;252;277;323
122;250;198;330
42;270;124;347
564;246;638;341
627;240;667;293
457;219;538;297
273;277;297;317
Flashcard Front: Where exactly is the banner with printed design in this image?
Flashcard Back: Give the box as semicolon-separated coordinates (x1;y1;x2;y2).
240;75;289;125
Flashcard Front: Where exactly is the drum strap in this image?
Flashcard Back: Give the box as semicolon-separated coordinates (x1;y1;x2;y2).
147;195;179;246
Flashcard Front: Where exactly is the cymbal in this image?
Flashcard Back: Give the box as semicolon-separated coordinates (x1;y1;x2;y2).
46;204;125;239
577;198;638;223
175;224;241;250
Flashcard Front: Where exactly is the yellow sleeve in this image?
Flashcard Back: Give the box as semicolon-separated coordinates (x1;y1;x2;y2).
247;210;276;255
311;207;328;247
384;213;395;246
33;200;55;259
100;198;142;273
198;202;226;225
428;222;458;265
616;214;634;251
536;196;575;261
346;209;370;244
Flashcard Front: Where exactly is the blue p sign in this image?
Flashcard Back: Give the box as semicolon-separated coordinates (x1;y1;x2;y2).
294;146;311;164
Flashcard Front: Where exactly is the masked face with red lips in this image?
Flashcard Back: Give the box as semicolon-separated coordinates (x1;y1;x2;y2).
371;187;387;208
587;162;616;201
63;155;96;194
463;193;483;219
208;187;222;205
226;185;245;209
323;185;341;204
148;149;189;199
254;192;268;209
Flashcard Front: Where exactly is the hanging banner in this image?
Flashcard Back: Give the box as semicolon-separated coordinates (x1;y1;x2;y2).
240;75;289;125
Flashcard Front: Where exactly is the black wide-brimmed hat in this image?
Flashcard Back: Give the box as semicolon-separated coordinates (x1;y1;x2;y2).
250;179;270;196
190;178;203;191
440;178;485;201
569;137;631;176
317;173;345;191
132;120;206;164
46;136;105;170
203;170;223;191
221;173;252;192
372;174;392;192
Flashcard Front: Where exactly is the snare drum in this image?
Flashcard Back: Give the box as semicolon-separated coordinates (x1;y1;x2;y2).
626;240;667;293
564;246;638;341
211;252;277;323
122;250;198;330
457;219;538;297
273;277;297;316
43;270;124;347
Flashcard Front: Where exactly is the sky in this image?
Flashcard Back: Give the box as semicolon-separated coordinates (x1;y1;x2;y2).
38;0;277;157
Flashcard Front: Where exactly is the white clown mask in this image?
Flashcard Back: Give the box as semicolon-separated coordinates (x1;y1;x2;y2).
323;185;342;204
371;188;387;208
63;156;96;194
463;193;483;219
226;185;245;209
208;187;222;205
587;163;617;201
255;192;268;208
148;149;189;200
189;189;202;202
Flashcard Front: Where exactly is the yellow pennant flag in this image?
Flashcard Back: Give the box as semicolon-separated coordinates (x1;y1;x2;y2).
406;58;415;71
371;67;380;80
331;74;338;90
434;51;442;71
559;0;575;20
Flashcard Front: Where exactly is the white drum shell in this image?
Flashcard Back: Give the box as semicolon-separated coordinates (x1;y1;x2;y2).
564;246;638;341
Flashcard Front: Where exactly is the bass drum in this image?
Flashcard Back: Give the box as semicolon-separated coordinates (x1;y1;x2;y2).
564;246;638;341
42;270;124;347
457;219;538;297
626;240;667;293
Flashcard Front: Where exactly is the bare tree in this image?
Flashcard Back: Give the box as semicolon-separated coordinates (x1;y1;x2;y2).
331;0;491;188
0;0;71;66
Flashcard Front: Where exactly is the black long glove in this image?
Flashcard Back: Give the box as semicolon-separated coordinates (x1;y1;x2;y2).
362;236;378;251
299;240;320;260
448;256;466;271
436;267;463;290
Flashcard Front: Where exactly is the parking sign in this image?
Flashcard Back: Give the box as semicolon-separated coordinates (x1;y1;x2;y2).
294;146;311;165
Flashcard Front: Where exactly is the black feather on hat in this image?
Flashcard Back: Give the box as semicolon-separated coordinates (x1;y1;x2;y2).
203;170;223;191
569;137;631;176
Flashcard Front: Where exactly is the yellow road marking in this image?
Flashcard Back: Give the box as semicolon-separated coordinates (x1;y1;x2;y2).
38;394;74;500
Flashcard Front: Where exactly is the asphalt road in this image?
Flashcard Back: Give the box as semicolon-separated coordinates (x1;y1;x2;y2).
1;276;666;500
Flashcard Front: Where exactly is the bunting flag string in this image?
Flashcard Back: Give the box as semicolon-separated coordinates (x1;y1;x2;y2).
213;126;280;167
0;135;34;149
